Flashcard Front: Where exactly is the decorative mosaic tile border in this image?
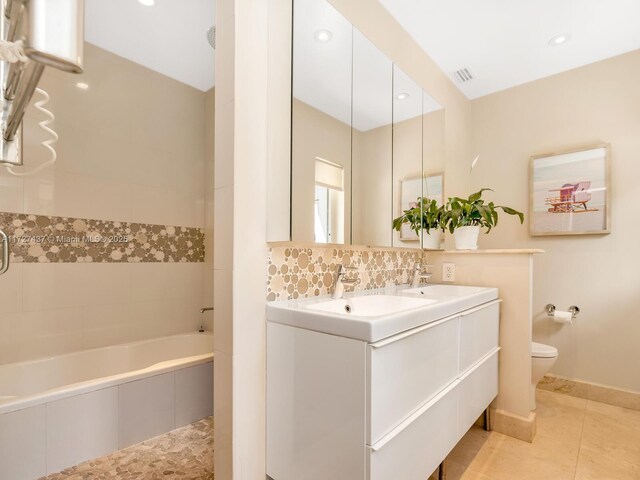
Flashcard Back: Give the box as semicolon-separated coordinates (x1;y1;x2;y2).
267;245;424;301
0;212;205;263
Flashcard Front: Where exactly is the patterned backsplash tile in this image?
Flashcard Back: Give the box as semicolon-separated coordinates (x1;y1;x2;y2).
267;245;425;301
0;212;205;263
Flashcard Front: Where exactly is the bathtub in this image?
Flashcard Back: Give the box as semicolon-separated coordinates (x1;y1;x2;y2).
0;332;214;480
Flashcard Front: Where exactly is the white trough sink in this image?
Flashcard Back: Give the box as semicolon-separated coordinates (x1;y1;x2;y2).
267;285;498;342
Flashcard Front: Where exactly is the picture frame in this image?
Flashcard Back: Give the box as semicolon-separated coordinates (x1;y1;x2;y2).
398;172;444;240
530;144;610;236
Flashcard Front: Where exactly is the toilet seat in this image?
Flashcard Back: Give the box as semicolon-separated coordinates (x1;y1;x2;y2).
532;342;558;358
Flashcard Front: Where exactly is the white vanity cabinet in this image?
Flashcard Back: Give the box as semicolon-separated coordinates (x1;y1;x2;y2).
267;299;500;480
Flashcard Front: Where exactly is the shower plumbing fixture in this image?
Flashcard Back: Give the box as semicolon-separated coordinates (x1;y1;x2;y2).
0;0;84;168
0;228;9;276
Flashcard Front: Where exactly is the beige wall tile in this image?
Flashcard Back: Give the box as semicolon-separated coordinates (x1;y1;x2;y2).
0;40;211;369
14;42;208;229
0;173;23;213
23;171;134;223
0;263;23;315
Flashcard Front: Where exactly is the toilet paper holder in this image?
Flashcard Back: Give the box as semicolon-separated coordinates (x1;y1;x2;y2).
546;304;580;318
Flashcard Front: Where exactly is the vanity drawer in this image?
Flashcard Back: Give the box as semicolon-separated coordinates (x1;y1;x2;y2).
458;349;499;438
367;380;460;480
459;301;500;374
367;315;459;444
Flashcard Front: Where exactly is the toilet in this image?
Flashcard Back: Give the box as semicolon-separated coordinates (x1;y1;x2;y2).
531;342;558;409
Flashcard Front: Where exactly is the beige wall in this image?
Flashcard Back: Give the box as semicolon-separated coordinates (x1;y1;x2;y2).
352;123;392;246
0;43;211;364
470;49;640;392
423;108;446;177
292;98;352;244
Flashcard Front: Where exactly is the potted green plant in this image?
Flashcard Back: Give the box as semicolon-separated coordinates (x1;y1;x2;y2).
443;189;524;250
392;197;444;249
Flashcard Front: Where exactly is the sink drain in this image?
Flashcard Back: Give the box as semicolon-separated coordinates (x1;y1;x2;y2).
344;304;352;313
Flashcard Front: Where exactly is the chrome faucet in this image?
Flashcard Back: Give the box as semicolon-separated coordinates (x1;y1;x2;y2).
331;265;359;299
411;263;433;288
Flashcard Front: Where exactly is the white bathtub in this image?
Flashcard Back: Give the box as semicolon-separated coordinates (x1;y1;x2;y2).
0;332;214;480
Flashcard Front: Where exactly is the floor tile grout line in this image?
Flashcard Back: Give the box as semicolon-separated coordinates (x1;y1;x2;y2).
571;396;590;480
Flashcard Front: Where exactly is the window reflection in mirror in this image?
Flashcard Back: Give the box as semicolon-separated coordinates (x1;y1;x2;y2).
314;158;345;243
291;0;352;244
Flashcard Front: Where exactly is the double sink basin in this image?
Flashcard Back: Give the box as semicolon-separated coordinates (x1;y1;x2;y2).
267;284;498;342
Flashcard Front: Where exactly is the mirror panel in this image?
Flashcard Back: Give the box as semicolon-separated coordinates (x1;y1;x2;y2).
288;0;445;248
351;29;393;247
291;0;352;244
422;90;446;249
392;65;424;249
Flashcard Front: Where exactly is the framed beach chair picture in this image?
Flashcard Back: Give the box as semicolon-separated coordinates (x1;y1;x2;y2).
530;144;611;236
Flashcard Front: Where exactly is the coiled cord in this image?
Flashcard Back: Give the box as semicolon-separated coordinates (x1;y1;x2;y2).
0;39;58;176
6;88;57;176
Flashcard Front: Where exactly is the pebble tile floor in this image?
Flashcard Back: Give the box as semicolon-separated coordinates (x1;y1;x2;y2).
39;390;640;480
39;417;213;480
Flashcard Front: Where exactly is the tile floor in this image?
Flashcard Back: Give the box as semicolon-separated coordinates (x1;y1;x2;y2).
39;417;214;480
37;390;640;480
431;389;640;480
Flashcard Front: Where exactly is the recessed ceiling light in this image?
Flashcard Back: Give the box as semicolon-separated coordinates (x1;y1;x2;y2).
548;33;571;46
395;92;410;100
138;0;155;6
313;29;332;43
76;82;89;90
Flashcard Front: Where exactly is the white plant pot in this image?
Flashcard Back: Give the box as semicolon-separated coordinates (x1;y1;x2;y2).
454;226;480;250
421;229;442;250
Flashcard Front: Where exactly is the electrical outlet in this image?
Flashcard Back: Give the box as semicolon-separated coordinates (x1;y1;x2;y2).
442;263;455;282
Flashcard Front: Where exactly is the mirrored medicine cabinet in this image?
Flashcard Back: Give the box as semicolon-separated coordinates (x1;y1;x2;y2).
284;0;445;249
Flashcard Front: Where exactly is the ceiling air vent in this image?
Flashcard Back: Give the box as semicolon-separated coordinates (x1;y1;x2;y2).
452;67;474;83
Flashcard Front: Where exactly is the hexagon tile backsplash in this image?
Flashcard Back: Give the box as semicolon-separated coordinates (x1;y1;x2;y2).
0;211;205;263
267;245;424;301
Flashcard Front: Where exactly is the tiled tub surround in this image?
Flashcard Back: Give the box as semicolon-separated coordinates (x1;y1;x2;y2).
0;44;214;361
0;211;205;263
0;333;214;480
0;261;208;365
267;245;424;300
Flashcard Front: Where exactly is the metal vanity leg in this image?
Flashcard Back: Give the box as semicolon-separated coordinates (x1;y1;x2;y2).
484;407;491;432
438;459;447;480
